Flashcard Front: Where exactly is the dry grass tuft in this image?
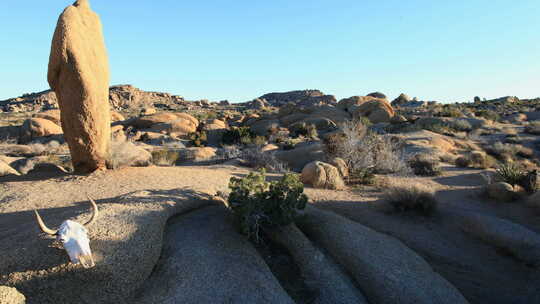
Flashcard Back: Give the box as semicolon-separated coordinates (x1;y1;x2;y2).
384;181;438;216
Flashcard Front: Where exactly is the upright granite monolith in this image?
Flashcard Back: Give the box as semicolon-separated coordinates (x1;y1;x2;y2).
48;0;111;173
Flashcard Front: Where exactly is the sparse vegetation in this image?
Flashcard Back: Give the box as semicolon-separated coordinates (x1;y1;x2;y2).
151;148;180;166
290;122;318;139
222;127;257;145
493;163;538;194
476;110;500;122
108;138;151;169
227;169;308;243
242;148;289;173
408;153;442;176
188;131;207;147
525;121;540;135
384;182;438;215
326;120;412;177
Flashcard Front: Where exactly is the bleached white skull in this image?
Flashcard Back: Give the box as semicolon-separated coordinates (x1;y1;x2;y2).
34;197;98;268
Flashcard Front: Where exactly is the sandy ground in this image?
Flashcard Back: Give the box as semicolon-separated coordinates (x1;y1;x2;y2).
1;164;539;303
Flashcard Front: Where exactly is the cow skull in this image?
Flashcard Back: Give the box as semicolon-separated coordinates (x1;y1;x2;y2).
34;197;99;268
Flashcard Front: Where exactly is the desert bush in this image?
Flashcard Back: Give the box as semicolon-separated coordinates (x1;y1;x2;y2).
384;182;438;215
485;141;517;161
515;145;534;158
327;120;411;176
227;169;308;243
495;163;527;187
290;122;318;139
438;106;463;118
408;153;442;176
476;110;500;122
217;145;242;160
222;127;256;145
242;148;289;173
347;168;376;185
188;131;207;147
252;135;267;146
455;156;472;168
151;149;180;166
525;121;540;135
108;139;152;169
449;119;473;132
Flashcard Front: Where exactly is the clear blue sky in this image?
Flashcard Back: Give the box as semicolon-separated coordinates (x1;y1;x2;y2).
1;0;539;103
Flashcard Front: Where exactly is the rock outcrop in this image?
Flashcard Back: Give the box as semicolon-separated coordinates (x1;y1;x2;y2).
0;286;26;304
20;118;63;143
47;0;111;173
338;96;395;123
259;90;337;107
301;161;345;190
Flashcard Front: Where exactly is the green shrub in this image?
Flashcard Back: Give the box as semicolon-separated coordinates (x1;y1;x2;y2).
495;163;526;187
384;182;438;216
222;127;256;145
228;170;308;243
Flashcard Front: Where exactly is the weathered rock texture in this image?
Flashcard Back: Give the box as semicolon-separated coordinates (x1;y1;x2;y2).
0;286;26;304
301;161;345;190
47;0;111;173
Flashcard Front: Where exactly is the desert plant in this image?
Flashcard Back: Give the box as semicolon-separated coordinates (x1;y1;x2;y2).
408;153;442;176
290;122;318;139
242;148;289;173
475;110;500;122
222;127;256;145
525;121;540;135
449;119;473;132
347;168;376;185
188;131;207;147
455;155;472;168
108;139;152;169
151;149;180;166
438;106;463;118
228;170;308;243
384;182;438;215
485;141;517;161
495;163;527;187
326;120;411;177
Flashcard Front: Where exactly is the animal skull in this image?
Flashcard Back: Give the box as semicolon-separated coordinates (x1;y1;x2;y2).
34;197;99;268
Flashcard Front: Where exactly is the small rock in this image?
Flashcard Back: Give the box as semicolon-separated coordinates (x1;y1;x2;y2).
486;182;516;202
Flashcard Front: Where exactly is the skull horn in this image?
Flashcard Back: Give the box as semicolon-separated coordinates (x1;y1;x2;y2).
34;210;58;235
83;196;99;227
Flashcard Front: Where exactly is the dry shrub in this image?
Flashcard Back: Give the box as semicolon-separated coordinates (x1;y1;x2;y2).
408;153;442;176
455;151;497;169
384;181;438;216
108;138;152;169
242;148;289;173
327;120;411;176
485;141;517;162
525;121;540;135
151;149;180;166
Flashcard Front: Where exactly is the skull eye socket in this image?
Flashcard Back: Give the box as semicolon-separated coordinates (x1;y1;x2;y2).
57;235;68;243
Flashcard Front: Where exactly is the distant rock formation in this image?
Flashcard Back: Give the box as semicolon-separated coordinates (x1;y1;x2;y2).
47;0;110;173
259;90;337;107
0;85;186;113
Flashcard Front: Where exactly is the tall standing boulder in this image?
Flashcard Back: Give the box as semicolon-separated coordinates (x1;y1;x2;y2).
47;0;111;173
